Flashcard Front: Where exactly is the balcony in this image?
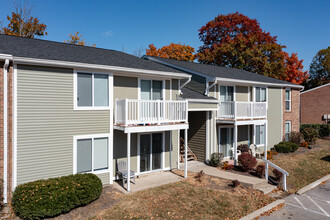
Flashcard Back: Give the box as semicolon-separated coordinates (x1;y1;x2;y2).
115;99;188;126
218;101;267;120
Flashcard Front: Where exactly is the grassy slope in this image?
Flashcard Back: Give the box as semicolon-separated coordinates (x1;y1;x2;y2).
270;139;330;193
95;177;274;219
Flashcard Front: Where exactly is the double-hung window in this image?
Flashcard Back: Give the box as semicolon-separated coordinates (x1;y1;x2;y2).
255;125;265;145
140;79;163;100
255;87;267;102
285;121;291;141
77;72;109;108
285;88;291;111
219;86;234;102
76;136;109;173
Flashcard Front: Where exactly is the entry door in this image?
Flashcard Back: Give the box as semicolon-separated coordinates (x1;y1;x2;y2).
219;127;233;157
140;133;163;173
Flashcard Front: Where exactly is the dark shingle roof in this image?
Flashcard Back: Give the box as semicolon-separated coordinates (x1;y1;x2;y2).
0;35;183;73
145;56;299;86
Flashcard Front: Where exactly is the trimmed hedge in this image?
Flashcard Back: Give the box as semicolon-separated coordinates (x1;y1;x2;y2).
300;124;330;138
12;173;102;220
274;141;298;153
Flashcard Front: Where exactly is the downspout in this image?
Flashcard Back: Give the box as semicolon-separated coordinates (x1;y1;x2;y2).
204;78;218;96
179;76;191;95
3;59;9;204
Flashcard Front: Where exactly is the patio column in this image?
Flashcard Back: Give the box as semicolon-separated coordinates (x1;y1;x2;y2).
127;132;131;192
234;124;238;166
264;122;268;160
184;128;188;178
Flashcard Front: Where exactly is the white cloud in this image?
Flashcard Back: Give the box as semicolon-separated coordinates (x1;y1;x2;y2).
103;30;113;37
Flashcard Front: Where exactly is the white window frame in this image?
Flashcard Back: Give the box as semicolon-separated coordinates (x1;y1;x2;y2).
285;88;291;111
218;84;236;102
138;78;165;100
73;133;111;175
255;124;266;146
255;86;267;103
74;70;113;110
137;132;165;175
285;121;291;141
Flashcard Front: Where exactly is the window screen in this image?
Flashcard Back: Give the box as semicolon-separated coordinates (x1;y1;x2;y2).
77;139;92;173
94;74;109;106
77;73;92;106
94;138;108;170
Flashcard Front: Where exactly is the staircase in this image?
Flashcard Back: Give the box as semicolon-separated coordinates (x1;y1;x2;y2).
180;137;197;162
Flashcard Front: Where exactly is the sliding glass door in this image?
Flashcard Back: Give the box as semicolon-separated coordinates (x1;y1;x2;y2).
139;133;163;173
219;127;233;158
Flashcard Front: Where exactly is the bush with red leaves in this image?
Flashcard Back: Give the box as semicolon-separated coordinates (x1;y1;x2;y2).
256;164;265;178
273;169;283;180
238;153;257;171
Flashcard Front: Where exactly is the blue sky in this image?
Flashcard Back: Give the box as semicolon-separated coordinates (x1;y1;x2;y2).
0;0;329;71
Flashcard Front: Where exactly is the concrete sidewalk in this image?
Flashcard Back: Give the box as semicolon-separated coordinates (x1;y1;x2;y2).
179;161;276;193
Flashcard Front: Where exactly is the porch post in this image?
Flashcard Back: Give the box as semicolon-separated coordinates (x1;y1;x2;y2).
264;122;268;160
127;132;131;192
184;128;188;178
234;124;238;166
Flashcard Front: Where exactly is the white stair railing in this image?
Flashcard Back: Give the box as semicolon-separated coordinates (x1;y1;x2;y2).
262;158;289;191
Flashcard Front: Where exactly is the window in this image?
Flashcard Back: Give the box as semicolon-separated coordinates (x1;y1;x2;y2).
140;79;163;100
255;87;266;102
219;86;234;102
76;136;108;173
256;125;265;145
285;121;291;141
285;88;291;111
77;72;109;108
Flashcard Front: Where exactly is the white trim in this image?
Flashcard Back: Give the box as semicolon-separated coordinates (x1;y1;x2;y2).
285;121;292;141
109;75;114;184
206;112;210;161
74;70;113;110
13;64;17;190
114;123;189;133
188;108;218;111
177;129;180;169
235;119;268;126
3;59;9;203
185;99;220;103
73;133;111;175
0;54;13;60
137;132;165;176
216;77;304;89
300;83;330;94
281;88;283;140
285;88;292;111
13;56;191;79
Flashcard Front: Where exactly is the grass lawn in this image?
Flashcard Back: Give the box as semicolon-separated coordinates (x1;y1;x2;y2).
93;172;274;220
270;138;330;193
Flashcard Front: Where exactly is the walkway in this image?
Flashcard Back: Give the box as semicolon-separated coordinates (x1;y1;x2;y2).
113;171;183;193
179;161;276;193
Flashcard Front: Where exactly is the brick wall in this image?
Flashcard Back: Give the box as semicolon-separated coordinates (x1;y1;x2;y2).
300;84;330;124
0;62;14;202
283;88;300;139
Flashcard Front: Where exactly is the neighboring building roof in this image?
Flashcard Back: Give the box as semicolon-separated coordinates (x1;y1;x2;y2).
0;35;183;74
144;56;303;88
301;83;330;94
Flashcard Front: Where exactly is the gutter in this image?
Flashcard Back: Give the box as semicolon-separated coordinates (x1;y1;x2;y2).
204;79;218;96
3;59;9;204
179;76;191;95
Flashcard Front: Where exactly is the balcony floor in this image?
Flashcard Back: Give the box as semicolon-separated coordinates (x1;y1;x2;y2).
114;122;189;133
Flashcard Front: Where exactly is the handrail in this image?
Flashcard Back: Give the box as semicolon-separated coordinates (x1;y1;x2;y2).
218;101;267;119
262;158;289;191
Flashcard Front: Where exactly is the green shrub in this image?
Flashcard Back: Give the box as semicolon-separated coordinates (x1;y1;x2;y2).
12;174;102;220
209;153;223;167
274;141;298;153
301;127;318;144
300;124;330;138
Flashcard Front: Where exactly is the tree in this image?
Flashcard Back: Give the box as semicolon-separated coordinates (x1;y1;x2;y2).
197;12;307;84
1;1;47;38
64;32;95;47
308;47;330;86
146;43;195;62
282;52;309;84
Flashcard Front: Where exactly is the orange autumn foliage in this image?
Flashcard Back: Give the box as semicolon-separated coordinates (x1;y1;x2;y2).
146;43;195;62
282;52;309;84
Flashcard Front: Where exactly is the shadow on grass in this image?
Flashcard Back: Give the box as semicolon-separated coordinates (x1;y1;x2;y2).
321;155;330;162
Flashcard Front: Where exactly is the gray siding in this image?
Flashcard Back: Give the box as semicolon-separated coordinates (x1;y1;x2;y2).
188;102;218;110
172;79;179;100
236;86;249;102
171;130;179;168
113;76;138;103
17;65;110;185
188;111;206;162
96;173;110;185
165;80;171;100
267;87;282;148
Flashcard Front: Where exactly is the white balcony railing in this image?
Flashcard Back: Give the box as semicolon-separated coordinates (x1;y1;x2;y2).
115;99;188;126
218;101;267;119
